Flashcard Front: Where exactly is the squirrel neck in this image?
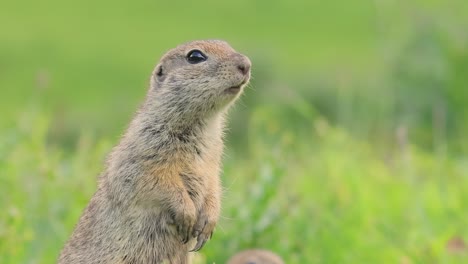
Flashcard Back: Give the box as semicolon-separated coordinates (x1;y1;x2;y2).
140;93;223;136
116;95;226;163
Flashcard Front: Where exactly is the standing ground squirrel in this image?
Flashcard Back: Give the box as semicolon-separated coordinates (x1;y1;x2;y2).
59;40;251;264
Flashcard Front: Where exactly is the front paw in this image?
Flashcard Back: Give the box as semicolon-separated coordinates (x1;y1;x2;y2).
171;203;197;244
190;211;217;252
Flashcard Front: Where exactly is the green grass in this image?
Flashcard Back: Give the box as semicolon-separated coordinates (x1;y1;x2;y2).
1;109;467;263
1;0;468;263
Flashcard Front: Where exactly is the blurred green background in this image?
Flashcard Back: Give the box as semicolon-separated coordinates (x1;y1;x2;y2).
1;0;467;263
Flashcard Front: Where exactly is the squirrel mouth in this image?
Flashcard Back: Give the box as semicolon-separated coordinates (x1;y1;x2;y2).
225;79;248;94
225;85;242;94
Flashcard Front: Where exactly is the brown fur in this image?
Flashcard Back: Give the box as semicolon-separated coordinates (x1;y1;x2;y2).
59;40;251;264
227;249;284;264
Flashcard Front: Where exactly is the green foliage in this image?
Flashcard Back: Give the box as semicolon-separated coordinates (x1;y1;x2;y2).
1;109;467;263
211;107;467;263
0;111;112;263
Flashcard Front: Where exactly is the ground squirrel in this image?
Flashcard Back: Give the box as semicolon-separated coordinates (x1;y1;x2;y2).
59;40;251;264
227;249;284;264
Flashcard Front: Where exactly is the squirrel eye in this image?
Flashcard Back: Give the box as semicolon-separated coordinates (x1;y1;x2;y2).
186;50;207;64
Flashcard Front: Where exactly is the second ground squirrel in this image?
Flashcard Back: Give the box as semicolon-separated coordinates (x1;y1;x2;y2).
227;249;284;264
59;40;251;264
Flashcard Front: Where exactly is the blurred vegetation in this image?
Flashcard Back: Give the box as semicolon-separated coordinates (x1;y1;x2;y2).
1;0;467;263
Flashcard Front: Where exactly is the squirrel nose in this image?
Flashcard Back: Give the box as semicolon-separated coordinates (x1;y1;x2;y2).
237;64;250;75
236;56;251;75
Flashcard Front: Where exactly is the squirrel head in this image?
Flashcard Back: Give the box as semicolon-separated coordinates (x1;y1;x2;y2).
148;40;251;120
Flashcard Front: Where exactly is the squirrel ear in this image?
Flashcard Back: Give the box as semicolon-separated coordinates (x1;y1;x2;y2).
154;64;166;82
